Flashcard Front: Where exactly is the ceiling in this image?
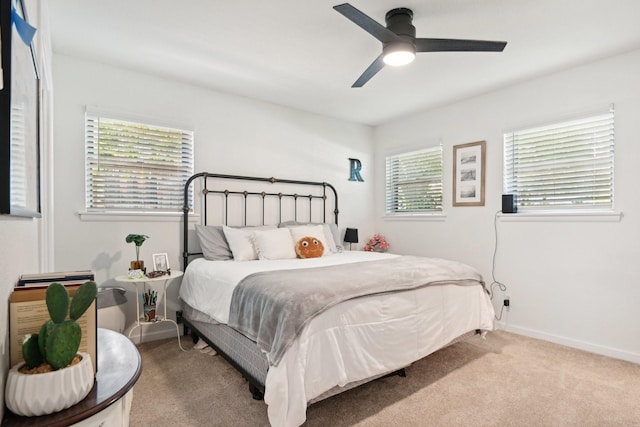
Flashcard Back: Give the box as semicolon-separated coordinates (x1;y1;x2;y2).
48;1;640;126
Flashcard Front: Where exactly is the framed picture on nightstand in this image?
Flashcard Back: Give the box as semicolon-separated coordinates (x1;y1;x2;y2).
152;253;169;272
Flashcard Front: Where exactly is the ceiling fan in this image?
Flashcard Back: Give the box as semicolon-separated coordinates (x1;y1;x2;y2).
333;3;507;87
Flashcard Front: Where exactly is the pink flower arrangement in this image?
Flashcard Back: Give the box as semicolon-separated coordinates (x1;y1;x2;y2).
364;234;389;252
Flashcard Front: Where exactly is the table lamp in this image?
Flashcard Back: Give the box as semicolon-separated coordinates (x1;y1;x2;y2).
344;228;359;250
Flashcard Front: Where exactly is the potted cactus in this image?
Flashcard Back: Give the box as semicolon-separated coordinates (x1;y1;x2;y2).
4;281;97;417
126;233;149;271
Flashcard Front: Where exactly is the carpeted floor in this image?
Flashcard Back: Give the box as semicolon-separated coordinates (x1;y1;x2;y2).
129;331;640;426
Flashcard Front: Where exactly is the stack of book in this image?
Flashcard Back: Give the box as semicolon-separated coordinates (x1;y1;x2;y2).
9;270;97;374
15;270;95;288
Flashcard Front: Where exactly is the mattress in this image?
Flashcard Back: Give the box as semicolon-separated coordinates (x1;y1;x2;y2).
179;252;495;426
180;251;399;324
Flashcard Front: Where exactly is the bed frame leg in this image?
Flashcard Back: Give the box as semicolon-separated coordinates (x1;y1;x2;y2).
176;310;190;336
176;311;200;343
249;382;264;401
381;368;407;380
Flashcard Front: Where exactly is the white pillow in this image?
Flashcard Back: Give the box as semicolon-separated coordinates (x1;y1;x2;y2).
320;224;338;253
288;225;330;257
279;221;340;253
221;225;278;261
222;225;258;261
253;228;297;260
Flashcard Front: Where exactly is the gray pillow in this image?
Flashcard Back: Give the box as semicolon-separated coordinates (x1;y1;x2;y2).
195;224;233;261
195;224;279;261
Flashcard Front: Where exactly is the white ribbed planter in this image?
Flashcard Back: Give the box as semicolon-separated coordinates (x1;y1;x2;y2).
5;352;94;417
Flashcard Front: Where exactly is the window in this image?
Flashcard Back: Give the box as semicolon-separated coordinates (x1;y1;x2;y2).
85;113;194;212
504;108;614;211
385;145;443;214
10;108;28;209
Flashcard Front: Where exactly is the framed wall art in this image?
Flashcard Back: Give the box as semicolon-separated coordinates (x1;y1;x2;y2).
453;141;486;206
0;0;41;217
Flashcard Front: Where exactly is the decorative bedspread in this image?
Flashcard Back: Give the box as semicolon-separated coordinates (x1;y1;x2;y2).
228;256;485;365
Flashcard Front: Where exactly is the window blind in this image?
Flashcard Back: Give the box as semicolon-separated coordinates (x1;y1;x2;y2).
385;145;443;214
503;109;614;210
10;107;27;208
85;114;194;212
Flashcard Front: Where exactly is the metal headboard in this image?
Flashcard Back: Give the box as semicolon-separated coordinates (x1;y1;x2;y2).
182;172;339;269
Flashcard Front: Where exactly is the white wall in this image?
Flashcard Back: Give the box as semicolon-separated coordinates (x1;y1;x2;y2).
374;49;640;363
1;0;53;419
0;220;41;420
52;54;375;341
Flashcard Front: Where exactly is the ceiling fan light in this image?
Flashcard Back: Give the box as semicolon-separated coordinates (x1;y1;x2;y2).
383;50;416;66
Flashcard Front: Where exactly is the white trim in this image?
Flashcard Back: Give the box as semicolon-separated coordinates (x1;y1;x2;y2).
502;103;614;136
39;0;54;272
382;139;443;158
40;85;54;271
85;105;195;132
79;211;200;223
124;323;179;344
496;322;640;365
498;211;622;222
383;213;446;222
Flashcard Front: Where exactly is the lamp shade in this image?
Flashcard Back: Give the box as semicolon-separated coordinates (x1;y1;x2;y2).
344;228;359;244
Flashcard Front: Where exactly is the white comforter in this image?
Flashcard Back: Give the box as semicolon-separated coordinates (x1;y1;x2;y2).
179;252;495;427
180;251;396;324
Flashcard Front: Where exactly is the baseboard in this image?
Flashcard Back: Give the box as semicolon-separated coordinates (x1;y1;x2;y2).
124;323;181;345
496;322;640;365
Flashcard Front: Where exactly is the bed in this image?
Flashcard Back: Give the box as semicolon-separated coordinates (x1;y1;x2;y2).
177;172;495;427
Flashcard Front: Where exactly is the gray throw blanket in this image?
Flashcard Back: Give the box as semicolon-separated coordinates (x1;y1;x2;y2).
227;256;485;366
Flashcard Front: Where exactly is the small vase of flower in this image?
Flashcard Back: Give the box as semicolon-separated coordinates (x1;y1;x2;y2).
364;234;389;252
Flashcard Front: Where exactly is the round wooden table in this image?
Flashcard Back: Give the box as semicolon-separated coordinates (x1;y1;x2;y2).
3;328;142;426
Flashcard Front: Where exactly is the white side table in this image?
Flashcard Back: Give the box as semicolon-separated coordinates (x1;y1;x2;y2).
115;270;185;351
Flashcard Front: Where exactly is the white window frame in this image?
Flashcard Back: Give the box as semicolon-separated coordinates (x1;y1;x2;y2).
83;110;194;219
385;144;443;218
503;107;616;216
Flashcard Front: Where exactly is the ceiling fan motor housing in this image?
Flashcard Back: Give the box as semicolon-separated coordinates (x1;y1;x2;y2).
383;8;416;58
385;8;416;40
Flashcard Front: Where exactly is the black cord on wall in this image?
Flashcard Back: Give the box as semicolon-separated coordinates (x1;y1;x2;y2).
490;210;508;321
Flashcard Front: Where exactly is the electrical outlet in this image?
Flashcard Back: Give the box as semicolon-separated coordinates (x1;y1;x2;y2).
504;294;511;311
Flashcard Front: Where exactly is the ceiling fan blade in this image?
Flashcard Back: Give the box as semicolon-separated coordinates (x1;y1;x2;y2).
334;3;402;44
352;54;385;88
414;38;507;52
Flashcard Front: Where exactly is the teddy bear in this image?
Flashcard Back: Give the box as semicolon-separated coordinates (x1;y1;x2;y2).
295;236;324;258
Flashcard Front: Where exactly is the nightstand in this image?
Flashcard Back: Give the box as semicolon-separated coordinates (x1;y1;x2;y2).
3;328;142;426
114;271;185;351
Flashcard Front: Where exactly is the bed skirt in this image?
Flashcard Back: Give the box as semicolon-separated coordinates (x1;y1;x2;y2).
180;304;481;404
